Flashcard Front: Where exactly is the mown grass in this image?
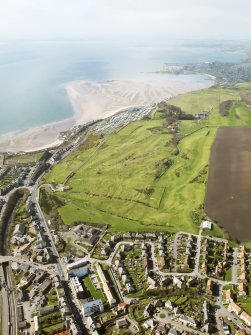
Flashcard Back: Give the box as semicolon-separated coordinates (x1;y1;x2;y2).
238;287;251;314
4;151;44;164
83;276;106;302
43;83;251;235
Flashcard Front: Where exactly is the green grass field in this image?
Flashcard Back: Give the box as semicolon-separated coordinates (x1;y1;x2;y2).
43;83;251;234
4;151;44;165
238;286;251;314
83;276;106;302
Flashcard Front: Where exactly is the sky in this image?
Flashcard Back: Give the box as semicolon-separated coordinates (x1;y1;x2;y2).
0;0;250;41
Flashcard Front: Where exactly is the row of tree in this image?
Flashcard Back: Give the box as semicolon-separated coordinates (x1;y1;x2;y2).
0;188;28;255
157;102;195;123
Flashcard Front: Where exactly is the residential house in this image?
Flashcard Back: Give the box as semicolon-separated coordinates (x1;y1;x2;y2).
143;319;155;330
173;276;182;288
147;276;157;287
228;302;242;316
125;282;135;293
165;300;174;309
144;303;155;318
38;278;52;295
116;318;128;329
173;307;182;316
203;300;209;324
13;224;25;236
225;289;233;303
238;282;247;296
206;279;214;296
159;256;166;269
168;328;178;335
179;315;197;328
186;277;198;287
82;299;104;316
70;276;85;299
201;220;212;230
240;311;251;327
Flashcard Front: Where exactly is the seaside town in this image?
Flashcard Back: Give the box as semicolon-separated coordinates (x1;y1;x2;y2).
0;102;251;335
160;60;251;85
1;1;251;335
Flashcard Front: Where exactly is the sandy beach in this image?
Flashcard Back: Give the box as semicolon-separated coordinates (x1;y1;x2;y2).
0;74;213;153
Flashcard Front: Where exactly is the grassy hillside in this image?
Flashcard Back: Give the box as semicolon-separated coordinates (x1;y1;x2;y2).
42;83;251;234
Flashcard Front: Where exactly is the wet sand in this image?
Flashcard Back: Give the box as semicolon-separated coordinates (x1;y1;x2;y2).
0;75;213;153
205;126;251;241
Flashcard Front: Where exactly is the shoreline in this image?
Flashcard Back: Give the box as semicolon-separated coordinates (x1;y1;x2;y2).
0;74;214;153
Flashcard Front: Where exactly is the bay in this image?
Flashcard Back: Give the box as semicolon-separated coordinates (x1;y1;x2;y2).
0;40;246;136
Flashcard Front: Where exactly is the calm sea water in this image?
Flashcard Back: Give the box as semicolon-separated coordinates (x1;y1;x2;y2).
0;40;246;136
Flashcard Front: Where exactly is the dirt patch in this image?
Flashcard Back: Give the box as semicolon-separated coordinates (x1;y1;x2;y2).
205;127;251;242
240;93;251;105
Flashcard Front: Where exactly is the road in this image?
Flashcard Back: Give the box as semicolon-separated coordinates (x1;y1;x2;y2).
215;283;251;335
147;242;158;272
215;284;226;335
89;241;136;266
31;188;66;279
215;308;225;335
89;242;136;304
194;229;202;275
0;255;59;275
155;309;205;335
219;305;251;334
92;237;244;334
232;247;238;284
172;231;200;272
0;186;33;223
172;233;179;272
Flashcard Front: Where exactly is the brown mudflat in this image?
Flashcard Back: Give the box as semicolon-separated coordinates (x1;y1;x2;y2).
205;126;251;242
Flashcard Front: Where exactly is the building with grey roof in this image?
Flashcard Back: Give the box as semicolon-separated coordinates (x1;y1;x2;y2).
82;299;104;316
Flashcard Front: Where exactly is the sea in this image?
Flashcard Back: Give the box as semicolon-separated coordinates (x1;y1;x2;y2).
0;39;247;137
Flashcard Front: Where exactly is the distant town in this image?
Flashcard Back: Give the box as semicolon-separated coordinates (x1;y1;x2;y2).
159;59;251;85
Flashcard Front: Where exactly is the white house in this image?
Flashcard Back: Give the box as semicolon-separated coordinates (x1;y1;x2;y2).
201;220;212;230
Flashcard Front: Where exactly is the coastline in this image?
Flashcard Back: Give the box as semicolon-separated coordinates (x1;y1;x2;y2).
0;74;214;153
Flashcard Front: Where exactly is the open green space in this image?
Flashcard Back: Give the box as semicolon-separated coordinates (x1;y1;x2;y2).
39;310;64;334
14;271;24;285
42;83;251;234
83;275;106;302
4;151;44;165
0;167;19;189
224;267;232;282
40;322;65;335
46;288;59;306
238;286;251;314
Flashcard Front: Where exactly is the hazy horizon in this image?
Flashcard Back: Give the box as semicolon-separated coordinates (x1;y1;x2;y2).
0;1;250;150
2;39;244;139
0;0;251;41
